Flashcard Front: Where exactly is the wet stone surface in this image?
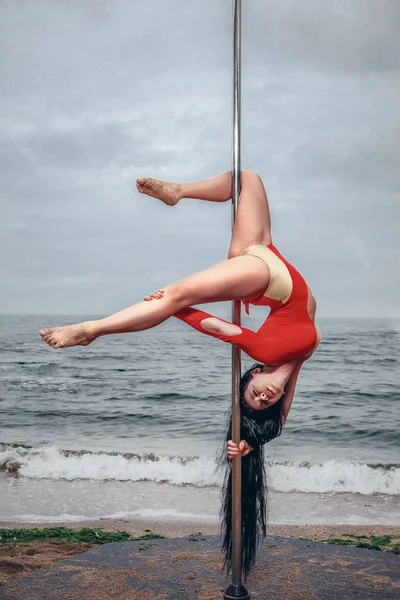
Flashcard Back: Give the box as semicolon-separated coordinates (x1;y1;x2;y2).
0;536;399;600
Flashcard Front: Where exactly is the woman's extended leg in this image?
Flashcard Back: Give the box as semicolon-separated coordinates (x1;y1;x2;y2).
137;172;233;205
137;170;272;256
40;254;270;349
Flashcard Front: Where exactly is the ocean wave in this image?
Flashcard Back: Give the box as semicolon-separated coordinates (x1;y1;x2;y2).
1;444;399;495
268;460;399;495
0;445;219;486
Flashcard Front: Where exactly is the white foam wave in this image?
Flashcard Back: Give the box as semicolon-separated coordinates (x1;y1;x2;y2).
0;445;219;486
269;460;399;495
1;445;399;495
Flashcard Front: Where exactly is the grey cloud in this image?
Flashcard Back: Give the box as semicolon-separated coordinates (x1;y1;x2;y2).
0;0;399;317
292;124;400;195
246;0;400;74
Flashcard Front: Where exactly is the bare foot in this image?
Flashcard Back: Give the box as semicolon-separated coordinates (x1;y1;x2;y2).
136;177;181;206
39;322;97;349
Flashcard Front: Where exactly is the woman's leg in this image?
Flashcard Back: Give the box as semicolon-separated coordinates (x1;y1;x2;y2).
136;172;233;205
137;170;272;255
40;254;270;349
228;170;272;257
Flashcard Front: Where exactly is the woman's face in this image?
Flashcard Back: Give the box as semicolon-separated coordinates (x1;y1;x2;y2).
243;367;284;411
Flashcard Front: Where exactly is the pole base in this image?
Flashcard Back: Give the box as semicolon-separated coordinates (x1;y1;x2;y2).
223;584;250;599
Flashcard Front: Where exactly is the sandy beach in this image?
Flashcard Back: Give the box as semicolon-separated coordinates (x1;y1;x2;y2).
1;519;399;588
2;518;399;541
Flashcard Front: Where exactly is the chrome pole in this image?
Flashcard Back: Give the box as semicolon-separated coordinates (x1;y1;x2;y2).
224;1;250;599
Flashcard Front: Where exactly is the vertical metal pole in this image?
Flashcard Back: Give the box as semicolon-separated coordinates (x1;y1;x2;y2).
224;1;250;599
231;0;242;586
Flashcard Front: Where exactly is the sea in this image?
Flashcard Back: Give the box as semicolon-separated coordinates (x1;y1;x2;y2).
0;313;399;526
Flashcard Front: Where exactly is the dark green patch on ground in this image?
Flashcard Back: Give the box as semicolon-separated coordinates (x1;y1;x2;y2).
0;527;165;547
314;533;400;555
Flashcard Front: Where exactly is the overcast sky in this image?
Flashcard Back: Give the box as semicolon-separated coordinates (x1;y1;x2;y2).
1;0;399;318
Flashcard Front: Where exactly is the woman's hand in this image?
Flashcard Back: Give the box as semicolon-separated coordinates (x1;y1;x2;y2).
227;439;254;460
144;289;165;301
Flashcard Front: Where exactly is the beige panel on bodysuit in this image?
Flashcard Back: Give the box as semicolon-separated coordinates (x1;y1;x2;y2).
241;245;293;303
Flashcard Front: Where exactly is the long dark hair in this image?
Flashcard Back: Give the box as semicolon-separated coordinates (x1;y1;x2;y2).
220;363;285;580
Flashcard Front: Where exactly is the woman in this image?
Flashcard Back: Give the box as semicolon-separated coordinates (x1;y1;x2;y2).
40;170;320;575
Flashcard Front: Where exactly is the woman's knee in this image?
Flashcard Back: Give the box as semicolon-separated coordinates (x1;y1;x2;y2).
241;169;262;183
164;282;193;309
240;170;265;197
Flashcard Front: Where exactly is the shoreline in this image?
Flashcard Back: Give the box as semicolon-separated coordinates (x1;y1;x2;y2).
1;518;399;542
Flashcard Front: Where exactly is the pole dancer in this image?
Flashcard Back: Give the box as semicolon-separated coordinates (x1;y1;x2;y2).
40;170;320;575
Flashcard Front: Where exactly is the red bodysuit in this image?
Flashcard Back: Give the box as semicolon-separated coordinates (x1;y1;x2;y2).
174;244;317;365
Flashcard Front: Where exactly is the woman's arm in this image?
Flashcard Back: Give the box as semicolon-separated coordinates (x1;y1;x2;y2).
173;306;268;361
282;358;307;425
281;325;320;423
144;291;259;350
280;359;304;425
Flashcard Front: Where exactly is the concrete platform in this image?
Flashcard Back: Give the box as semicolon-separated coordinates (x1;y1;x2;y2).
0;535;399;600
